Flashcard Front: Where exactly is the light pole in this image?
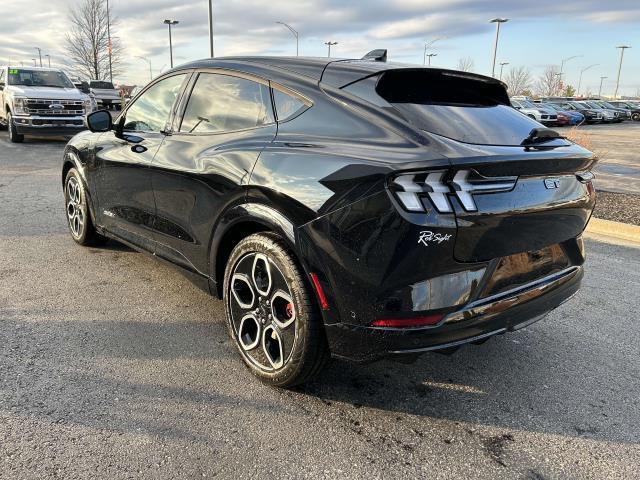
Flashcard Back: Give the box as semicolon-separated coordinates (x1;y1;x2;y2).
45;54;51;68
554;72;563;95
164;19;179;69
34;47;42;67
577;64;598;96
559;55;581;90
423;37;444;65
32;58;37;66
136;56;153;81
598;76;607;98
614;45;631;99
208;0;214;57
425;53;437;66
106;0;113;83
490;18;508;77
499;61;509;80
324;41;338;58
276;21;299;56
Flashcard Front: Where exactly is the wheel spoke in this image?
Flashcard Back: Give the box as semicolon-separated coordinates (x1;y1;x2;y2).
252;254;272;297
262;325;284;369
238;314;261;351
231;273;255;310
270;290;295;329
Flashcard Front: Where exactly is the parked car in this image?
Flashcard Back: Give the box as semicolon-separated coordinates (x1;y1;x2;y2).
550;100;603;124
511;97;558;125
608;100;640;121
0;66;93;142
62;54;596;386
89;80;121;109
592;100;631;121
542;103;584;126
582;101;619;123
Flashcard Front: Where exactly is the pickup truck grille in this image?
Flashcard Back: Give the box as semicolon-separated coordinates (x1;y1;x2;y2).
25;99;84;116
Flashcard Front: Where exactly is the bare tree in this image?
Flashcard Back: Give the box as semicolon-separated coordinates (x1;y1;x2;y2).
535;66;561;97
65;0;123;81
456;56;474;72
503;66;532;95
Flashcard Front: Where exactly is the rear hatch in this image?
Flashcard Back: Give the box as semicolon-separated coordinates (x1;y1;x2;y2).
340;67;596;262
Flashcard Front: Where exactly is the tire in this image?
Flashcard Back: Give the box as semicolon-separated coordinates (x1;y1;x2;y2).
64;168;107;246
223;232;329;387
7;112;24;143
632;113;640;122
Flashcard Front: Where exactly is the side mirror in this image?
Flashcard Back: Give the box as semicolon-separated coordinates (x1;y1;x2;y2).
80;81;90;94
86;110;112;132
0;83;4;91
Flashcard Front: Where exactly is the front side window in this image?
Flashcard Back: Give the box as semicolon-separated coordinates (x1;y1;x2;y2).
7;69;74;88
123;74;187;132
180;73;273;134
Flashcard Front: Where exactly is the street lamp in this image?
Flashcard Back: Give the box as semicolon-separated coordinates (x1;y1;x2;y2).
614;45;631;99
554;72;563;95
598;76;607;98
34;47;42;67
558;55;582;89
423;37;444;65
425;53;437;66
32;58;37;66
136;56;153;81
490;18;508;77
276;21;299;56
577;64;598;96
106;0;113;83
499;61;509;80
45;54;51;68
164;19;179;68
324;41;338;58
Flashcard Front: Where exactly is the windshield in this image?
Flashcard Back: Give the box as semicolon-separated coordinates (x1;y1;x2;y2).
7;68;74;88
90;81;115;89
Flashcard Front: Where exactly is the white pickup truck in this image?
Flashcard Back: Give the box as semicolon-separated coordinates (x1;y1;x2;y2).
0;66;93;143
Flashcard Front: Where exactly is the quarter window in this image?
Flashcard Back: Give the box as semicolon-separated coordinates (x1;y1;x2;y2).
273;89;307;121
124;74;187;132
180;73;274;133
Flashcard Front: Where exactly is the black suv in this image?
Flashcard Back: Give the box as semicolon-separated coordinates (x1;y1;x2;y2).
62;54;596;386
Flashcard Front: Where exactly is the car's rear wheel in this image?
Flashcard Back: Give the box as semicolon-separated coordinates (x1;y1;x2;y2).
223;232;329;387
7;112;24;143
632;112;640;121
64;168;106;246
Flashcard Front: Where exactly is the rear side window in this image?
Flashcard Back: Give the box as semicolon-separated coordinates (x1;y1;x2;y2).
344;70;550;146
273;89;307;121
180;73;274;133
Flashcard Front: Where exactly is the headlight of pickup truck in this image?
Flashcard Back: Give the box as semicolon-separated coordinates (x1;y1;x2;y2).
13;97;27;115
83;98;93;113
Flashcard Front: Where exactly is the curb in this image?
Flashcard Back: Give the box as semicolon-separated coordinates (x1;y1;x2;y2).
586;217;640;244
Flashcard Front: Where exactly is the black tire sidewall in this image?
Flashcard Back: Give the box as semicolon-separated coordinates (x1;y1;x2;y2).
7;112;24;143
223;233;322;387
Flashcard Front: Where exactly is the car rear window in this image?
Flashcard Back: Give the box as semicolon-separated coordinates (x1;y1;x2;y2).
91;81;114;89
343;69;554;146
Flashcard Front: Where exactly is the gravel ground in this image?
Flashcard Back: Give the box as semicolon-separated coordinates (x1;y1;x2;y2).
594;191;640;226
1;133;640;479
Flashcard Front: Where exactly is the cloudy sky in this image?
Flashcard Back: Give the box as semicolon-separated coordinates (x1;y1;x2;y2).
2;0;638;96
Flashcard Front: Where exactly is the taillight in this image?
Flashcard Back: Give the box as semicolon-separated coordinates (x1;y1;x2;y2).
370;314;444;328
389;169;517;213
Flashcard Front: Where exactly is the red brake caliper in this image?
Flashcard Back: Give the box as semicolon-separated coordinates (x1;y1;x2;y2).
285;303;293;319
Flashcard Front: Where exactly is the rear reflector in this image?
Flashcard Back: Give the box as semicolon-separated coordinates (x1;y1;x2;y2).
371;314;444;328
309;272;329;310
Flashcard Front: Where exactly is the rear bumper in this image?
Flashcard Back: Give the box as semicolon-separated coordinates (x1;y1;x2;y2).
325;266;583;362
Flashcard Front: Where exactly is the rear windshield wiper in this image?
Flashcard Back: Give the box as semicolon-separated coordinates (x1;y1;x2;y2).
521;128;563;148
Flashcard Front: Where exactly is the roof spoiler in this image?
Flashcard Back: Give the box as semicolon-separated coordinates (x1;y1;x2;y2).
361;49;387;62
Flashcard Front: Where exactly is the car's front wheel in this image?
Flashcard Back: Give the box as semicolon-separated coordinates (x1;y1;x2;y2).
223;232;329;387
632;112;640;122
7;112;24;143
64;168;106;246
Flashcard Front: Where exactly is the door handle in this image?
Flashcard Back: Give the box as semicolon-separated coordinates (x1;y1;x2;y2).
131;144;147;153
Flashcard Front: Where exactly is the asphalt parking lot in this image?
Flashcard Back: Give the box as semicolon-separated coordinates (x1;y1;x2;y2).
1;130;639;479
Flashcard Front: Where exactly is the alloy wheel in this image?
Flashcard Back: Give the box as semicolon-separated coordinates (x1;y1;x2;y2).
228;252;297;371
66;176;85;239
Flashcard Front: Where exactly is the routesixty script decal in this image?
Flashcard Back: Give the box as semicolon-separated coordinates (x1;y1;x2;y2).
418;230;453;246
